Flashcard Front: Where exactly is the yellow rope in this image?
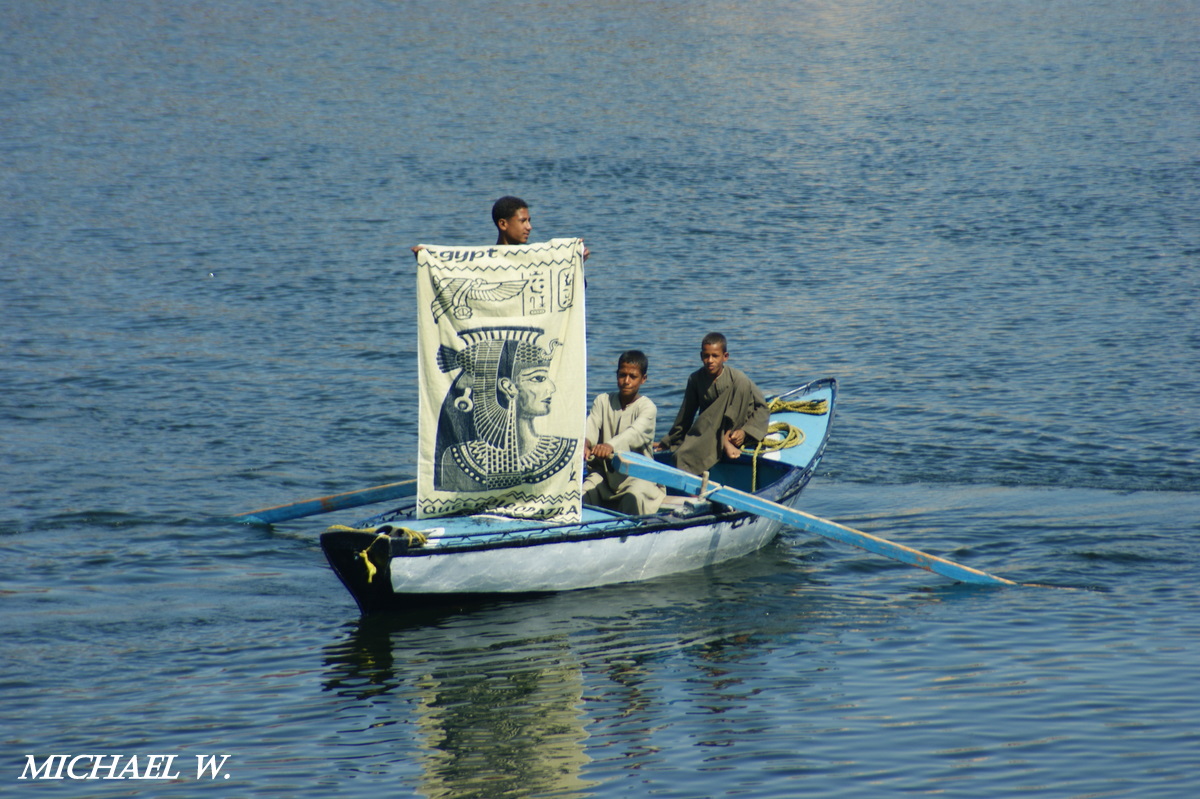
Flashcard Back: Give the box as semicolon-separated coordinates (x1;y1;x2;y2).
750;421;805;453
392;527;429;547
741;399;828;491
745;422;804;491
768;397;829;415
324;525;429;584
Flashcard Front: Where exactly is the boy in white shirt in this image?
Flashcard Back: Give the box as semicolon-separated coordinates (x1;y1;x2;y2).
582;350;666;515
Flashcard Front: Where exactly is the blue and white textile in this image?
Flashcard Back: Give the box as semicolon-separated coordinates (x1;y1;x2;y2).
415;238;586;521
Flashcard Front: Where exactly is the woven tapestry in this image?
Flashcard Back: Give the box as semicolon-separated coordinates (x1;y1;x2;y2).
415;238;586;521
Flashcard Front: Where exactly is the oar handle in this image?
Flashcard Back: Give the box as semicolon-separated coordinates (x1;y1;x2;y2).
229;479;417;525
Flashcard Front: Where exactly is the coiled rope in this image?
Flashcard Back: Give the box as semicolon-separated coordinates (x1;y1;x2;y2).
768;398;829;416
742;397;830;491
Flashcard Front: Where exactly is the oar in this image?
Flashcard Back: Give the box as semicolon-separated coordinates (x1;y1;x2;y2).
612;452;1016;586
229;479;417;525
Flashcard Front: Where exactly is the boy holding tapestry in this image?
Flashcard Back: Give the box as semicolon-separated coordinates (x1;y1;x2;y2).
413;196;589;260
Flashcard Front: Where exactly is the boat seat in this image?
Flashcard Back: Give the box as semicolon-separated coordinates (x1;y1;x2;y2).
580;504;636;520
658;495;714;518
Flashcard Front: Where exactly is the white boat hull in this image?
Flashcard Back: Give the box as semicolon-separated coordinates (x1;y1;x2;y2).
389;511;787;594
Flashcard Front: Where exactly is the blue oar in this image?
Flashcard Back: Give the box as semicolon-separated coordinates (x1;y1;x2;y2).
230;479;417;525
612;452;1016;586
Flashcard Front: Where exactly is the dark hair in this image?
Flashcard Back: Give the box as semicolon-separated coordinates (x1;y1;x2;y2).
491;196;528;226
701;332;727;352
617;349;648;376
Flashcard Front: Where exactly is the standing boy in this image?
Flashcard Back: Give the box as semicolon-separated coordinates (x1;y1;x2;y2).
412;196;588;259
492;195;533;245
657;332;769;476
583;350;665;515
491;195;589;259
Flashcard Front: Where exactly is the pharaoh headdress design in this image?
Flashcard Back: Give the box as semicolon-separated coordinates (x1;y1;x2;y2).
433;327;573;491
415;240;586;521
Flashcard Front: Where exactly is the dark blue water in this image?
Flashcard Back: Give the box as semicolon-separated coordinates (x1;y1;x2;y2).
3;1;1198;796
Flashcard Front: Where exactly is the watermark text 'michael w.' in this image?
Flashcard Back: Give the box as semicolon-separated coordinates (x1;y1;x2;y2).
20;754;232;781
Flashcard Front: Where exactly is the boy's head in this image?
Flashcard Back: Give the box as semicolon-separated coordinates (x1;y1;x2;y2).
616;349;648;403
700;332;729;377
492;196;531;244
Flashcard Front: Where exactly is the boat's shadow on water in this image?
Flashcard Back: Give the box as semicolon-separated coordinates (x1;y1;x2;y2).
316;544;856;794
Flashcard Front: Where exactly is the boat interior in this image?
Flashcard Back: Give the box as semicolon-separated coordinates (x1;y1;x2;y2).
579;452;792;521
654;451;790;495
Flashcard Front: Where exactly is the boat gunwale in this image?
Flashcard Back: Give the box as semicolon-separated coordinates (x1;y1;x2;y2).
333;378;837;557
376;464;815;558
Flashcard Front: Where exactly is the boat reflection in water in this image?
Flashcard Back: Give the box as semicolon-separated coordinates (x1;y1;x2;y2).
318;553;826;797
323;596;599;797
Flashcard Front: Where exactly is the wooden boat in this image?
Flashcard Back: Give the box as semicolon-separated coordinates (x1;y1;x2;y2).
320;378;837;614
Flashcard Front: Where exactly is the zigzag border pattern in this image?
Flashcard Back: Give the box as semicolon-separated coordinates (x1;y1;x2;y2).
419;488;581;521
416;239;583;273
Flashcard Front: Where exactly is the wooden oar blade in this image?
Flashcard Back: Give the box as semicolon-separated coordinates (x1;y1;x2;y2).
612;452;1015;587
229;479;417;525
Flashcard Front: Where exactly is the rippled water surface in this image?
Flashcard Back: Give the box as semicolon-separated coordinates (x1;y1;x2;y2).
2;0;1198;796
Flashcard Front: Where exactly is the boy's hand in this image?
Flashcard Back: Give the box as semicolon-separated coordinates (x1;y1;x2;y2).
722;429;746;461
591;443;614;460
